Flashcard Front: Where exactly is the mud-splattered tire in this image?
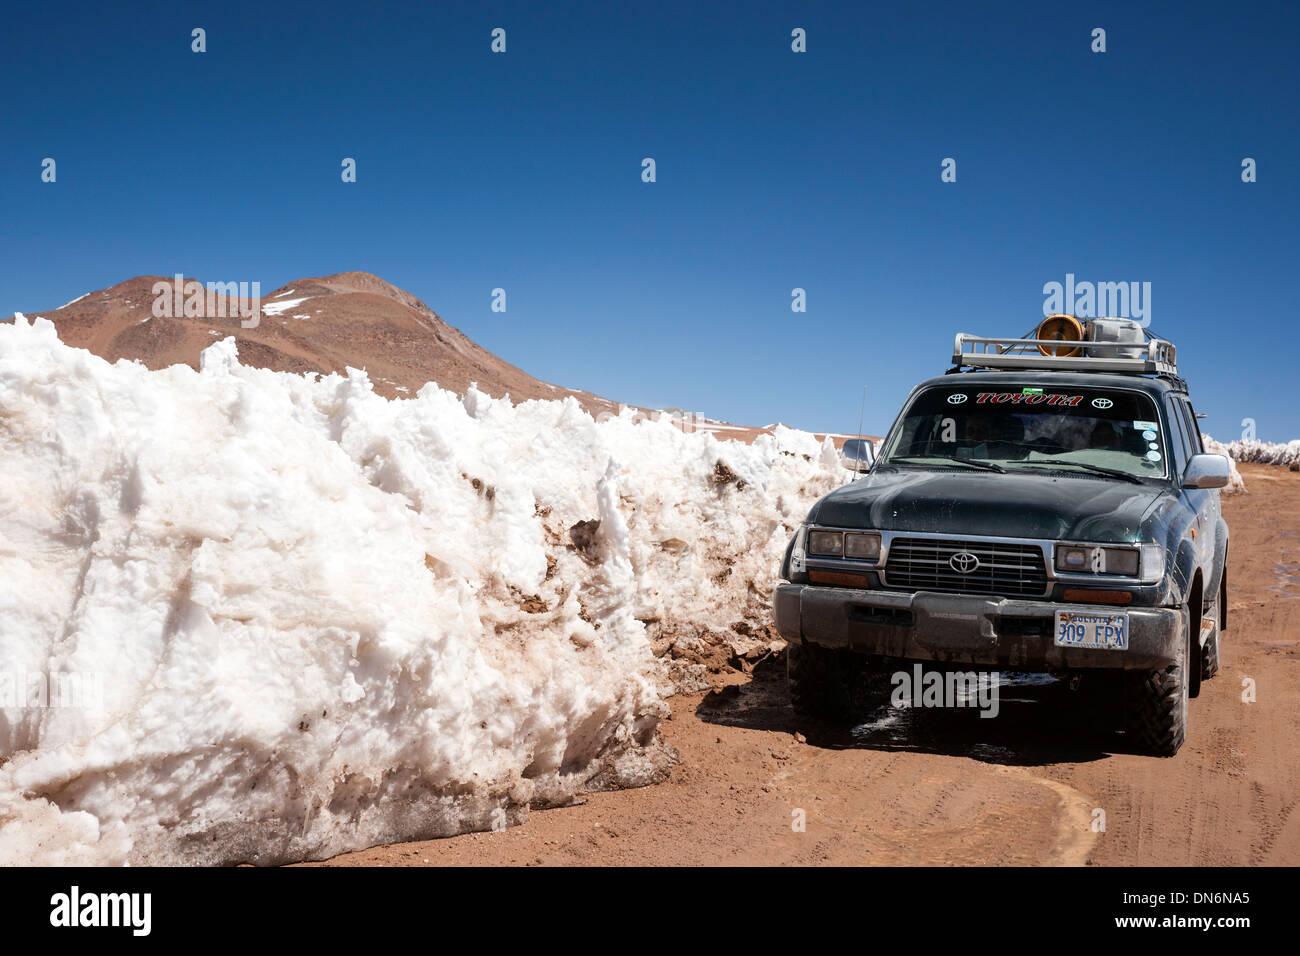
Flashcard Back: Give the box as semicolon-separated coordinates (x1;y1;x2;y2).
787;642;854;721
1123;609;1189;756
787;645;891;721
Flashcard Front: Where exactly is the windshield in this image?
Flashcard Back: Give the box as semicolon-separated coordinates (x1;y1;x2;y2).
879;384;1168;480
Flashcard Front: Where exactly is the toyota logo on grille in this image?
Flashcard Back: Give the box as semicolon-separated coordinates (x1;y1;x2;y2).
949;551;980;573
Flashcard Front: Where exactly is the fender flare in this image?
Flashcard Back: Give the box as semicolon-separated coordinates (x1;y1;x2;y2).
1171;538;1202;608
1206;518;1229;600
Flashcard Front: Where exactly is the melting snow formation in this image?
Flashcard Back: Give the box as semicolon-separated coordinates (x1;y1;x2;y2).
0;314;841;865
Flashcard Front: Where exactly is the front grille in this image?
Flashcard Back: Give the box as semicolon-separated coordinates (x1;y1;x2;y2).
884;537;1048;597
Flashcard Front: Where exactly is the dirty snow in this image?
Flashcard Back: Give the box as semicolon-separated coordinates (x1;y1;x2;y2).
0;315;841;866
1204;434;1300;472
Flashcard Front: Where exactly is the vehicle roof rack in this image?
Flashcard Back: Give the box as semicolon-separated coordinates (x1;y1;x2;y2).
952;326;1177;377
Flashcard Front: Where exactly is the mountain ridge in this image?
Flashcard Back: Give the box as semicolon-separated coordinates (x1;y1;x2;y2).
7;271;621;414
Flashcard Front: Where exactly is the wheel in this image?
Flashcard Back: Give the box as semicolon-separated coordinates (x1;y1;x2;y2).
1123;606;1190;756
787;641;853;720
787;644;888;721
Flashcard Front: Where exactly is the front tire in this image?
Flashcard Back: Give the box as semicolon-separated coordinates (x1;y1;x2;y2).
787;644;890;722
787;641;854;720
1123;606;1190;756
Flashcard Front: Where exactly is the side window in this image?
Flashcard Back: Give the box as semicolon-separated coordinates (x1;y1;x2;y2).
1165;398;1193;474
1180;400;1204;454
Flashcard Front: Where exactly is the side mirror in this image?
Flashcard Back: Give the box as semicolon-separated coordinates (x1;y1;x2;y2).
1183;453;1231;489
840;438;875;472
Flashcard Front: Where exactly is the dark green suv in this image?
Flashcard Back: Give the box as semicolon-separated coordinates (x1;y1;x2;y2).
774;325;1231;755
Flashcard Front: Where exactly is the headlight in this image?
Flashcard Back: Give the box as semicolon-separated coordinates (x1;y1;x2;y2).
845;532;881;560
1056;546;1092;571
807;529;881;561
1054;544;1140;576
808;530;843;556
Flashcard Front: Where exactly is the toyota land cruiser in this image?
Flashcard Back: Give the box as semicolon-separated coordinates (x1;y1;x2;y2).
774;316;1231;755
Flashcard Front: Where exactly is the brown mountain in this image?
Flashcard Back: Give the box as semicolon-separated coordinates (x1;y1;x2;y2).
11;271;620;414
10;272;863;447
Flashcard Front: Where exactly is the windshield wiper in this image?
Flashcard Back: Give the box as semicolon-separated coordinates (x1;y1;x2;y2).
889;455;1006;473
1009;461;1144;484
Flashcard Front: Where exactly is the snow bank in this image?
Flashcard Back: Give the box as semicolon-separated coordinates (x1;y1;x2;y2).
1203;434;1300;472
0;315;841;865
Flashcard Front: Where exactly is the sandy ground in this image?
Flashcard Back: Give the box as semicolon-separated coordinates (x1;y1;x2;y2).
315;462;1299;867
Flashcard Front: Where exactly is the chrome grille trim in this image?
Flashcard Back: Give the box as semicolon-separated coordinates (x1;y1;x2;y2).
883;537;1049;597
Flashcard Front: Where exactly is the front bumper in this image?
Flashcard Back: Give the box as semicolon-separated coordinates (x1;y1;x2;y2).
773;583;1184;670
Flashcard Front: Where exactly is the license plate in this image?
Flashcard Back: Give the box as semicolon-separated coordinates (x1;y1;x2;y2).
1054;610;1129;650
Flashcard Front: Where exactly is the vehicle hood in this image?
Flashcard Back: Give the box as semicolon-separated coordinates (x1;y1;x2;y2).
808;467;1168;542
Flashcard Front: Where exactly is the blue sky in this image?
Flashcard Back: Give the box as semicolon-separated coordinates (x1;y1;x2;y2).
2;1;1296;440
